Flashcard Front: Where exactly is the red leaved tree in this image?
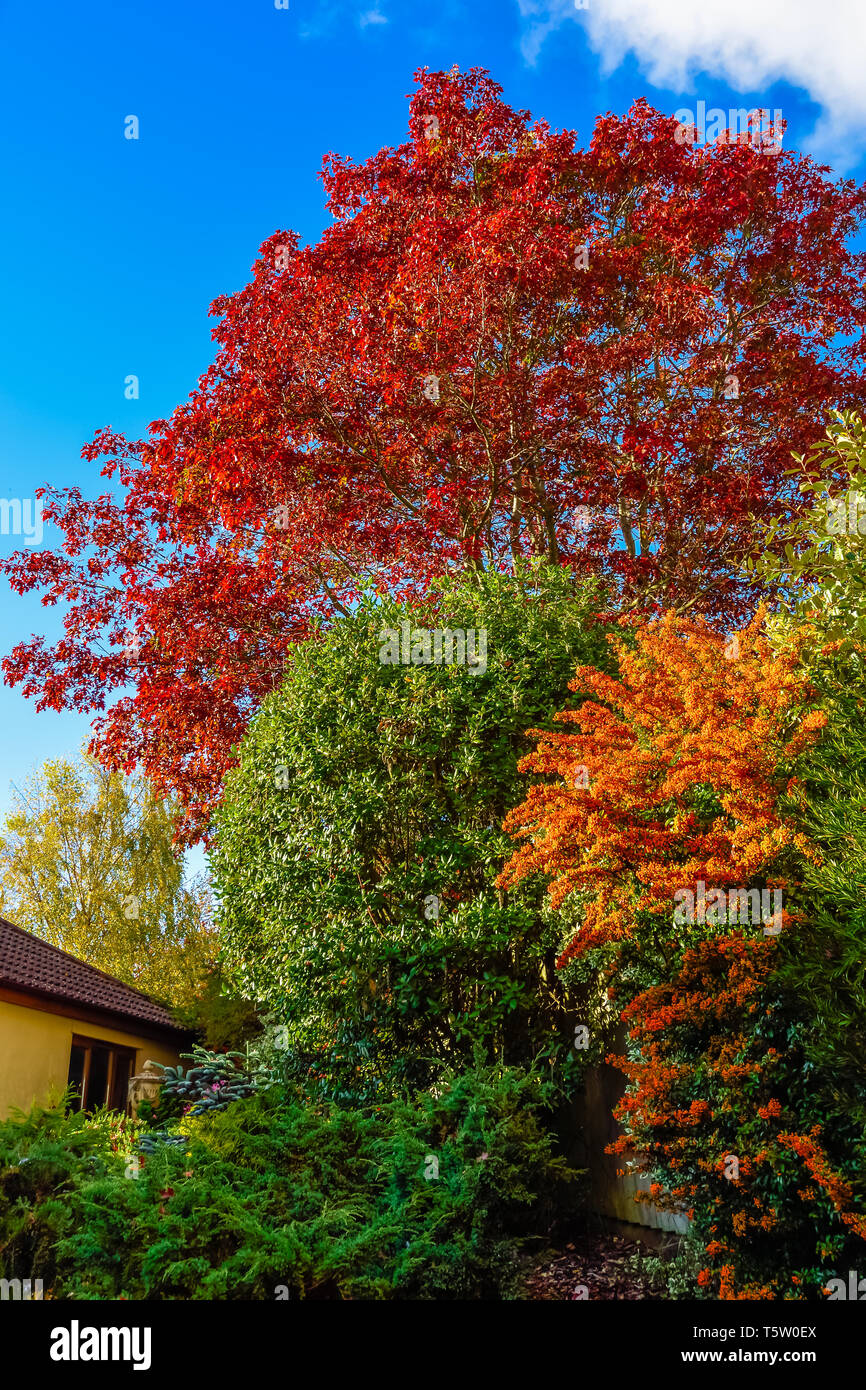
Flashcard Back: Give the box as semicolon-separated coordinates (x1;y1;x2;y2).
3;67;865;834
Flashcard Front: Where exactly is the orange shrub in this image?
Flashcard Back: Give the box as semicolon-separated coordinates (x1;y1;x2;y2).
497;609;824;964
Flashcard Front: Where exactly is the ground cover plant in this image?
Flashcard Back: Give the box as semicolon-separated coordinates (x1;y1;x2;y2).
0;1064;577;1301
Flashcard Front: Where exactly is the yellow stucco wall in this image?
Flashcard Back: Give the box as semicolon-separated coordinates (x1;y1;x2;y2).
0;998;182;1117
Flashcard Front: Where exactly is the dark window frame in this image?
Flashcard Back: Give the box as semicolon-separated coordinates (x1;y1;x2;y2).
67;1034;137;1114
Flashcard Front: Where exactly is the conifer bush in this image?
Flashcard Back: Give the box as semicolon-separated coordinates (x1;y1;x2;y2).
0;1065;579;1300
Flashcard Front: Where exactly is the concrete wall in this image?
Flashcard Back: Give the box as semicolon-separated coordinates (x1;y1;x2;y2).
0;998;181;1118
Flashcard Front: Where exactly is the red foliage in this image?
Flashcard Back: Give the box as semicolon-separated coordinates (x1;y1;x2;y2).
3;68;865;833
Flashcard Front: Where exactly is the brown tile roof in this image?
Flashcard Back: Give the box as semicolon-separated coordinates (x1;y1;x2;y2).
0;915;186;1035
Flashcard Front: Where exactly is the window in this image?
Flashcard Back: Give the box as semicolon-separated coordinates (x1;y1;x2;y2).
66;1036;137;1114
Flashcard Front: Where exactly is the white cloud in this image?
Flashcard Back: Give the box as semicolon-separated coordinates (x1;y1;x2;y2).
517;0;866;167
298;2;388;39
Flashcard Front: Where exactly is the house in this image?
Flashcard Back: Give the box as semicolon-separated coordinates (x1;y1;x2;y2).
0;915;189;1118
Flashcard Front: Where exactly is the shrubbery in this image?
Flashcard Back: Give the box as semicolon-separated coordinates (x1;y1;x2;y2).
211;564;611;1101
8;440;866;1303
499;606;866;1298
0;1098;134;1294
0;1064;579;1300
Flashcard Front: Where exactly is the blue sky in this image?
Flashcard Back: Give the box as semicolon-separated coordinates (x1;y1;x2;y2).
1;0;863;862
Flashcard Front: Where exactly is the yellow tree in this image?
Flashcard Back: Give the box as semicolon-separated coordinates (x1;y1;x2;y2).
0;754;215;1009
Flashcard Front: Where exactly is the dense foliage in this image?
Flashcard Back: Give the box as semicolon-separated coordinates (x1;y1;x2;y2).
0;1099;134;1295
211;566;610;1100
3;60;866;1304
0;1065;577;1300
3;70;865;833
0;754;214;1008
749;411;866;649
501;609;866;1297
497;608;824;957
